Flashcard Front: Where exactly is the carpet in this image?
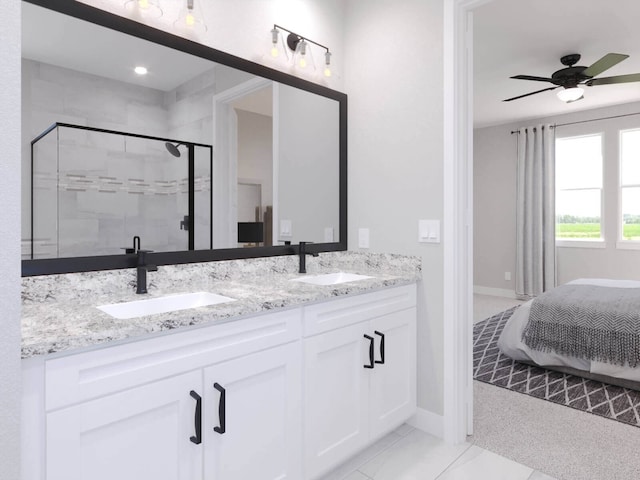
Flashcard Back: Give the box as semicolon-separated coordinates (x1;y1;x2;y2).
473;307;640;428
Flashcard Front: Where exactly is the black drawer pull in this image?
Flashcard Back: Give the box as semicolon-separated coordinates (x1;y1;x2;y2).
374;330;385;365
364;334;375;369
189;390;202;445
213;382;226;434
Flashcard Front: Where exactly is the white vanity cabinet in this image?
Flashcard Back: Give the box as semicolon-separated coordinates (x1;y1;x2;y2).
22;283;417;480
46;370;204;480
302;285;417;480
202;342;302;480
34;308;302;480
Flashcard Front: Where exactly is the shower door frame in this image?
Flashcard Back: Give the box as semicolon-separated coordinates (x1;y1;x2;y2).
29;122;213;259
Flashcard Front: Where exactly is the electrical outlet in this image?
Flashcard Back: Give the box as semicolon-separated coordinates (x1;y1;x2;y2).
504;271;511;281
280;220;292;238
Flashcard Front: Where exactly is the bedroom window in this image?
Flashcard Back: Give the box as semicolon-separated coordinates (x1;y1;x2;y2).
619;128;640;246
555;134;603;244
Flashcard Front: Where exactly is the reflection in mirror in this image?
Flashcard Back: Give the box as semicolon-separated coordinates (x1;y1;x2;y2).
30;123;212;258
21;0;345;273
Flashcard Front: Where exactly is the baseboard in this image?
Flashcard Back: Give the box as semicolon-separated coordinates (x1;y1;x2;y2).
407;408;444;439
473;285;517;299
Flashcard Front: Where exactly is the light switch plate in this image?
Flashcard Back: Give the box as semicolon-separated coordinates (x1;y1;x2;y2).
358;228;370;248
418;219;440;243
280;219;292;237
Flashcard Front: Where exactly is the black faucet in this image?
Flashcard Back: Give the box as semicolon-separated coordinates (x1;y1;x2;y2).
123;235;141;254
136;249;157;294
298;241;319;274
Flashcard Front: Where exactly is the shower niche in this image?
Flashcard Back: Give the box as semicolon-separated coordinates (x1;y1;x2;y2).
29;123;213;259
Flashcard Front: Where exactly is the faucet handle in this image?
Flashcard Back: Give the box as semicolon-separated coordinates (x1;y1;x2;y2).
122;236;142;254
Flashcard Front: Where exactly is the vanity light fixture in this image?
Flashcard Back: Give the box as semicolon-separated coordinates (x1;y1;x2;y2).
271;24;332;76
557;87;584;103
134;66;148;75
174;0;208;34
123;0;163;18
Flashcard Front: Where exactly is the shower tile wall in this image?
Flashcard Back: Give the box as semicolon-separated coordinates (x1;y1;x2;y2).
24;59;216;259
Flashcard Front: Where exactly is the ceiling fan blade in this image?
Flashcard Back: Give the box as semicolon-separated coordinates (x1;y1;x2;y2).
511;75;557;83
588;73;640;86
503;87;557;102
582;53;629;78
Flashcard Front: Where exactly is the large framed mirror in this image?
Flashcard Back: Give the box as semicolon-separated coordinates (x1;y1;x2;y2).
21;0;346;276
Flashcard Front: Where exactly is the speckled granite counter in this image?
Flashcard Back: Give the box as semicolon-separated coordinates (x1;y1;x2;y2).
22;252;421;358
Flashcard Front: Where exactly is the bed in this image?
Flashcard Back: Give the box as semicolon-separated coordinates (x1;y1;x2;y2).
498;278;640;389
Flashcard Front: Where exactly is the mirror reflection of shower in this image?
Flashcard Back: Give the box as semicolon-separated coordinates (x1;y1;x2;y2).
165;142;184;158
29;122;213;259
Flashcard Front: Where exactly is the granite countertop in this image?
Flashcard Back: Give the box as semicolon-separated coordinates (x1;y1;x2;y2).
22;251;421;359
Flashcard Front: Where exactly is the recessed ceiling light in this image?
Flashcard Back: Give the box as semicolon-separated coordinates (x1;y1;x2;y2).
134;66;148;75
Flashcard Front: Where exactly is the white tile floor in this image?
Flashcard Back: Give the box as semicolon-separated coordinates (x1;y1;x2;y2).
319;424;556;480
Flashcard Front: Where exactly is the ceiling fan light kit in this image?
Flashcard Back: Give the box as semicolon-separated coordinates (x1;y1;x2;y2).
504;52;639;103
557;87;584;102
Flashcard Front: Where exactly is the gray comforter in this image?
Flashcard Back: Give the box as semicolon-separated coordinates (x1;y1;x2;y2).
522;284;640;367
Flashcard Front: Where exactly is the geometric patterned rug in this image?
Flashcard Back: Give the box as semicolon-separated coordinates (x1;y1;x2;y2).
474;307;640;428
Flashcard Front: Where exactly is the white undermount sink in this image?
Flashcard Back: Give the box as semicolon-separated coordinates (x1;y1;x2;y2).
290;272;374;286
97;292;236;319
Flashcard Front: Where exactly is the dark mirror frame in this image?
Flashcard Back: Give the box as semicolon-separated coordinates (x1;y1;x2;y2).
21;0;347;276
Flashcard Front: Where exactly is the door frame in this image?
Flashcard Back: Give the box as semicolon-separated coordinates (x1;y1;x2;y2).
443;0;493;443
212;77;272;248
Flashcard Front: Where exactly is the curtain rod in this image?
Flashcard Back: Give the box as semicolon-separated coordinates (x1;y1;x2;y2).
510;111;640;134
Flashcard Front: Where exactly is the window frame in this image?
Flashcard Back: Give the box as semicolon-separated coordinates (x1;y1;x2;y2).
555;132;605;248
617;127;640;249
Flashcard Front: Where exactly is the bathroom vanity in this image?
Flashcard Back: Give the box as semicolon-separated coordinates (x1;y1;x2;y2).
21;253;420;480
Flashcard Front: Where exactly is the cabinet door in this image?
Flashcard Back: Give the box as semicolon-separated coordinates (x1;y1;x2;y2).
46;370;203;480
368;307;417;439
303;322;370;480
203;342;302;480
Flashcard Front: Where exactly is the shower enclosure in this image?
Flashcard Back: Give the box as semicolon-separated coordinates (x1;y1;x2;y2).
29;122;213;259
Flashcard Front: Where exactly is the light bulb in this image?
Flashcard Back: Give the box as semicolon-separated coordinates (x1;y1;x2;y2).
173;0;207;34
298;40;307;68
270;28;279;58
324;51;332;77
124;0;162;17
557;87;584;103
134;66;148;75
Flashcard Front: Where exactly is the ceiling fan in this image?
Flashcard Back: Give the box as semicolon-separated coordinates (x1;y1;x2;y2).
503;53;640;102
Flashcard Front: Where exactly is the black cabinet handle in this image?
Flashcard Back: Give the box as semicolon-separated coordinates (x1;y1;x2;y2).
189;390;202;445
213;382;226;434
374;330;385;365
364;334;375;369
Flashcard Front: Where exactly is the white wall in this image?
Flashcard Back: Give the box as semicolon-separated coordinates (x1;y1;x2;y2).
236;109;273;209
344;0;445;415
0;0;22;477
474;100;640;292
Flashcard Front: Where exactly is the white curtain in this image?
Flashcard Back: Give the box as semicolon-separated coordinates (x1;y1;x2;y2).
516;125;556;299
